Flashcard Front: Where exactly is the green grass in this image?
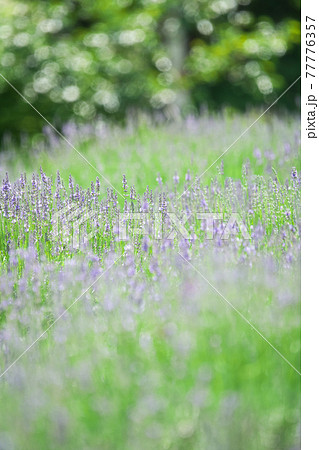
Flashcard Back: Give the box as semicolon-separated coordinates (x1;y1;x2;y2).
0;112;300;193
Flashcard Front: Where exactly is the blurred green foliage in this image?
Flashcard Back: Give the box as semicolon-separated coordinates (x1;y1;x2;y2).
0;0;300;136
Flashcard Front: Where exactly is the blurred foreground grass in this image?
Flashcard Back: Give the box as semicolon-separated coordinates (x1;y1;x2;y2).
0;252;300;450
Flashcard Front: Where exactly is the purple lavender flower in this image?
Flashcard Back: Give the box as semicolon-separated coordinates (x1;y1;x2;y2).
173;172;179;185
122;174;128;196
185;170;191;182
291;167;298;180
96;177;100;194
130;185;136;201
253;148;262;159
156;174;162;186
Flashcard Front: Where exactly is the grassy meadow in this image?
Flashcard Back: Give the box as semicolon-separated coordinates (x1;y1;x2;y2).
0;113;300;449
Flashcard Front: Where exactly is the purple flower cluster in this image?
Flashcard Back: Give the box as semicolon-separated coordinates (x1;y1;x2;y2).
0;164;300;269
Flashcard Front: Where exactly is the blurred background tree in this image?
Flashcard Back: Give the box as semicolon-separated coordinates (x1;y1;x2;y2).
0;0;300;137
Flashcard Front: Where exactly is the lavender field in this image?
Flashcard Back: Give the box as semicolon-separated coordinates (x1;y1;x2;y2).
0;114;300;449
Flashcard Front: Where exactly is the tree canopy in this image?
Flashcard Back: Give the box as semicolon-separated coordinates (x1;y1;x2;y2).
0;0;300;136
